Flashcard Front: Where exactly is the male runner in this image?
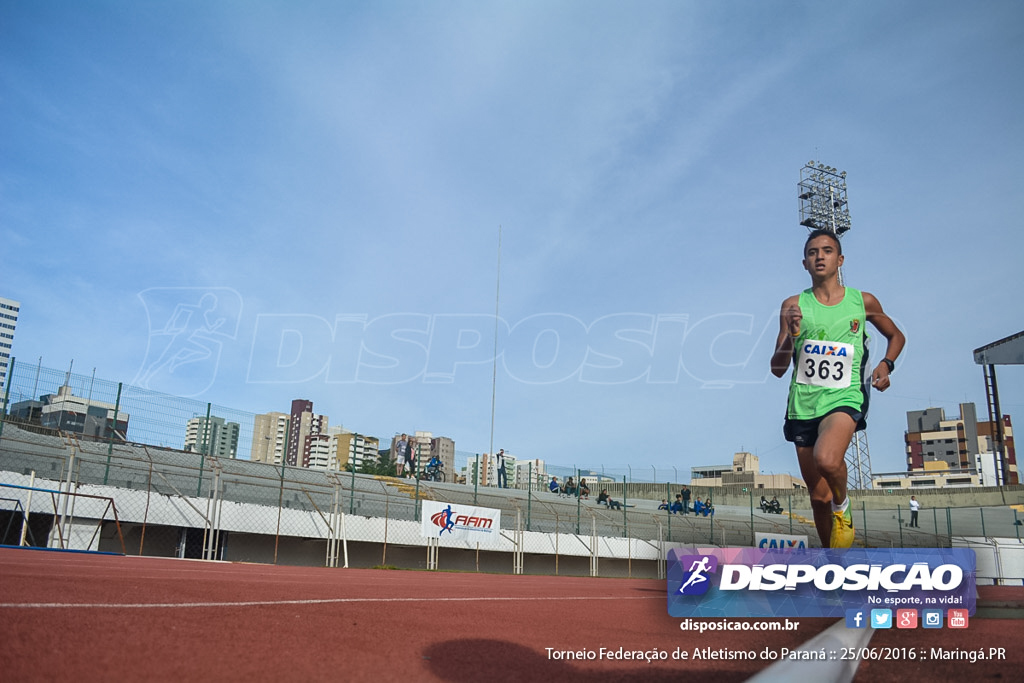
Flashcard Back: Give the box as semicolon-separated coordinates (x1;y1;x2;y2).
771;229;905;548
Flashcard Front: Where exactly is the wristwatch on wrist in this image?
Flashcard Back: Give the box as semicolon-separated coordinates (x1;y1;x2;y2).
881;358;895;373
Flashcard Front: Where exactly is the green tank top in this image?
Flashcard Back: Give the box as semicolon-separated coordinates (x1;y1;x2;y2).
787;287;869;420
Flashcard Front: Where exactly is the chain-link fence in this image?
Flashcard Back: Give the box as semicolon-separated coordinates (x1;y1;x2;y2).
0;361;699;485
2;361;1023;577
3;420;1022;567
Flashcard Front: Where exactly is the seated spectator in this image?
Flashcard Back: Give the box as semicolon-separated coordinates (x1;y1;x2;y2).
562;476;577;498
597;489;622;510
693;497;704;515
769;496;783;514
579;479;590;500
669;495;684;514
657;499;670;511
701;499;715;517
549;476;560;494
760;496;770;513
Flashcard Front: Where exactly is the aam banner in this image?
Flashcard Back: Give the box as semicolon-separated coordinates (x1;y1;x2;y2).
421;500;502;545
667;547;976;618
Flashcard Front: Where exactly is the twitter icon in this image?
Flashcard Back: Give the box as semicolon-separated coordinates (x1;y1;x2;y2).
870;609;892;629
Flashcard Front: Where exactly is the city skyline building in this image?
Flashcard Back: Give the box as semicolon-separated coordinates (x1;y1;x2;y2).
307;431;333;470
0;296;19;397
184;415;240;459
36;384;129;441
287;399;328;468
250;411;289;466
512;457;546;488
690;452;806;490
429;434;456;479
331;431;380;471
904;403;1017;485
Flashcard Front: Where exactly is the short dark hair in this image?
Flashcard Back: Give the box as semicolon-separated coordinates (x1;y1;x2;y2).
804;229;842;255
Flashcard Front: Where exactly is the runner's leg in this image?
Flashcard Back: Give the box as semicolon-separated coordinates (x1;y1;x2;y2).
816;411;858;547
814;411;856;507
795;445;832;547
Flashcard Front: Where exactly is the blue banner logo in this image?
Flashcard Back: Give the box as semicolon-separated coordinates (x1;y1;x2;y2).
667;547;975;618
676;554;718;596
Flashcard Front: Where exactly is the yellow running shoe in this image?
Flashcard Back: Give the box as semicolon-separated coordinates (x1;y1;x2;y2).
830;502;855;548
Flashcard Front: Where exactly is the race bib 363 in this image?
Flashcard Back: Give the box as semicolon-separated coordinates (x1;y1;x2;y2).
796;340;854;389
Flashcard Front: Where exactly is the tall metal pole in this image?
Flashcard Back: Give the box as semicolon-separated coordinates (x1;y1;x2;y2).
488;226;501;474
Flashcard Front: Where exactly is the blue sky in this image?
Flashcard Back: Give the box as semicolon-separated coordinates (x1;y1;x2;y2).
2;1;1022;476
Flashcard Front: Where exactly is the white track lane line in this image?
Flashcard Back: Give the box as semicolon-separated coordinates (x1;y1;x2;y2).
0;595;661;609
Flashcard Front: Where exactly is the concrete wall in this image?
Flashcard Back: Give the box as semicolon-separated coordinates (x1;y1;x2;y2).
3;469;663;579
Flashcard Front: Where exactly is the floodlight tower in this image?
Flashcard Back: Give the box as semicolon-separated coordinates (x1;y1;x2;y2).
797;161;872;490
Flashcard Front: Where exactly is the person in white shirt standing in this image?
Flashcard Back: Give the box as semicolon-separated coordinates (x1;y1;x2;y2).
909;495;920;528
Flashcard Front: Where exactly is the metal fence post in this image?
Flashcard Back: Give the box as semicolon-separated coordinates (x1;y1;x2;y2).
861;501;867;544
666;482;672;542
621;475;627;537
273;419;291;564
789;494;793;535
103;382;123;485
575;468;581;535
897;506;904;546
474;454;479;505
348;465;357;517
196;402;211;497
980;507;986;539
527;462;532;532
709;498;714;545
0;356;13;441
749;488;754;547
274;457;285;564
413;456;421;522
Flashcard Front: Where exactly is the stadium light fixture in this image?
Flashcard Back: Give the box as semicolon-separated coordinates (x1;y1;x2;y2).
798;161;850;237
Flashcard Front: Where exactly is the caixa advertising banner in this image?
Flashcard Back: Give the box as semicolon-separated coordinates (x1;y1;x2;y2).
667;547;975;618
421;500;502;545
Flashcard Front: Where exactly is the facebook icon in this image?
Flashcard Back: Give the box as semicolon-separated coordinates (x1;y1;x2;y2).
845;609;866;629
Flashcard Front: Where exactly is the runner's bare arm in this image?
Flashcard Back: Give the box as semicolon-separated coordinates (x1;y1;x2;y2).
771;295;802;378
863;292;905;391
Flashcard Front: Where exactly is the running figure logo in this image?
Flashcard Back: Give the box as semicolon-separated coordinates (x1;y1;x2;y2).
132;288;242;397
430;505;456;536
677;554;718;596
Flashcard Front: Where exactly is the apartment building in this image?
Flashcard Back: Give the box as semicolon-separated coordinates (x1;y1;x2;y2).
0;296;19;395
184;415;240;458
250;412;289;465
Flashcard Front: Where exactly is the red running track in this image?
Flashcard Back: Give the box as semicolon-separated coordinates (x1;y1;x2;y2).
0;548;1020;682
